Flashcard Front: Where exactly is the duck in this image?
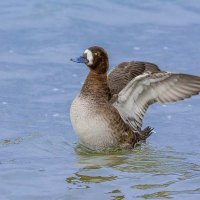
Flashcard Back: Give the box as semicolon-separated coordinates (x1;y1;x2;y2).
70;46;200;150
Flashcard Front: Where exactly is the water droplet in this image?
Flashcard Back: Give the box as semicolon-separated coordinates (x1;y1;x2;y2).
167;115;172;119
163;46;169;50
133;47;140;50
72;74;77;77
53;113;60;117
52;88;59;91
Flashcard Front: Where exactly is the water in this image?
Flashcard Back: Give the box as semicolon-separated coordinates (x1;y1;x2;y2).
0;0;200;199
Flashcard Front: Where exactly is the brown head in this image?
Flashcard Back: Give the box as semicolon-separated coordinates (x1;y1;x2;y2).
71;46;109;74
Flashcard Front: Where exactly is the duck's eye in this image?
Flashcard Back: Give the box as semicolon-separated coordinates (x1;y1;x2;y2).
94;52;98;56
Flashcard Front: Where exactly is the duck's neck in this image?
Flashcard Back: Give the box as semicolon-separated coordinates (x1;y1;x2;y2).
81;71;111;101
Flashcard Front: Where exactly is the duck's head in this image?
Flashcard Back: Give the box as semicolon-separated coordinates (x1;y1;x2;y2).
71;46;109;74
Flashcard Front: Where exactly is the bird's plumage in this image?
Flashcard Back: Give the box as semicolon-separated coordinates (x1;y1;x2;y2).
108;61;161;95
113;72;200;130
70;46;200;150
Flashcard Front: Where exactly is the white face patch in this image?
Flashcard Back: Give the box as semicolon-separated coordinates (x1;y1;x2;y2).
84;49;93;65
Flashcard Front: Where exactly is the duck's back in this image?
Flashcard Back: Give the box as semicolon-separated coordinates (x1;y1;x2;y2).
108;61;161;95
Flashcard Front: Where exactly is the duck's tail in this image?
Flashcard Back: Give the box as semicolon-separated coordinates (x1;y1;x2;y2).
137;126;154;141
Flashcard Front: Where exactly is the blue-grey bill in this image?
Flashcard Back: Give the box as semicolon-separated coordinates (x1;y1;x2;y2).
70;56;88;63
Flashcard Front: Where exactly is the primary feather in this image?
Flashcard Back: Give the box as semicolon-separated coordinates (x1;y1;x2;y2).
112;72;200;130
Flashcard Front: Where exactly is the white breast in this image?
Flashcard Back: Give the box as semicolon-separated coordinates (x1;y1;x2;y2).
70;95;117;149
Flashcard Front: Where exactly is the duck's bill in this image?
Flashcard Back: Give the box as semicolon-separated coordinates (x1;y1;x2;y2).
70;56;88;63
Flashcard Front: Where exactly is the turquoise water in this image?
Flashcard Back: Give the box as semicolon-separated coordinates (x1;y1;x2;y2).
0;1;200;199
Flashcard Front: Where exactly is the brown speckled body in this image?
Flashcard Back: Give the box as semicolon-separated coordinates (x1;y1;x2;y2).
80;71;138;149
71;71;140;149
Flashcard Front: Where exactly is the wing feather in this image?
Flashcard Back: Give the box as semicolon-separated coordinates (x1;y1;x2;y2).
113;72;200;130
108;61;161;95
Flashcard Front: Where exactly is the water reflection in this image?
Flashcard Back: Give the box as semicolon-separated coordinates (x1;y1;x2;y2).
66;145;200;199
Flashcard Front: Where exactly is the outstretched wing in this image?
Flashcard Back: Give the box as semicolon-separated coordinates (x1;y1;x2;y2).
112;72;200;130
108;61;161;96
